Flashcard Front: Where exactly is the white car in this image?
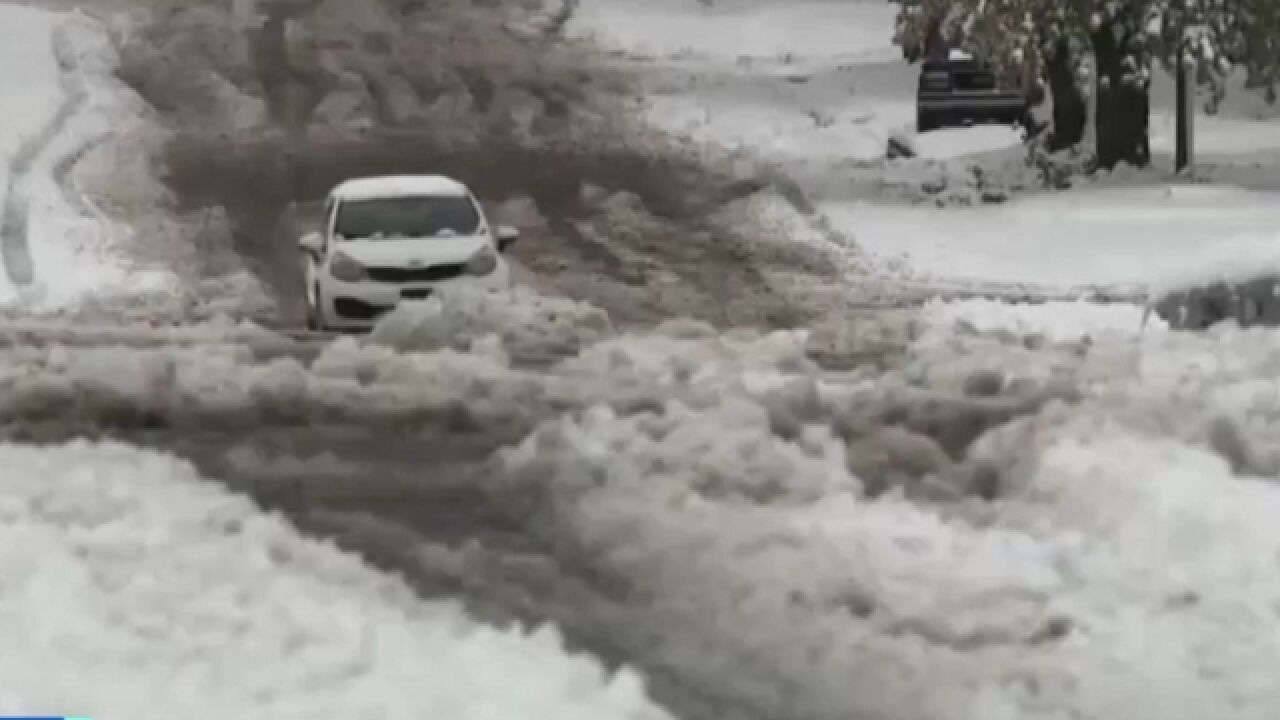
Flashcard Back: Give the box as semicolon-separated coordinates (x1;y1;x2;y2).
298;174;519;331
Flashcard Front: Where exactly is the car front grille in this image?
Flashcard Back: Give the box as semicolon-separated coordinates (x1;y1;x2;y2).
334;297;393;320
366;263;468;284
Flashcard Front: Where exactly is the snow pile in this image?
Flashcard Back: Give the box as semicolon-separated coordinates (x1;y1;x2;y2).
558;319;818;396
6;283;1280;718
825;183;1280;291
0;340;559;435
1147;231;1280;299
369;285;614;361
495;315;1280;718
187;270;278;324
0;6;278;325
911;126;1025;160
0;441;671;720
919;298;1158;342
9;10;179;312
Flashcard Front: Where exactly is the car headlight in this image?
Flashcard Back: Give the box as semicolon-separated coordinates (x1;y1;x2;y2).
329;250;365;282
466;248;498;276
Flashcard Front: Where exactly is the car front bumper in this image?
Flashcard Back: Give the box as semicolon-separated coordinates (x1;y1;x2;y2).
315;262;512;331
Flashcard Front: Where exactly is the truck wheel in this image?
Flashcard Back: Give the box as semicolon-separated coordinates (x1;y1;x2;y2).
916;110;935;134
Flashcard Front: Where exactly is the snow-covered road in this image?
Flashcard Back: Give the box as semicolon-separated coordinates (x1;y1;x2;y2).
8;1;1280;720
0;6;669;720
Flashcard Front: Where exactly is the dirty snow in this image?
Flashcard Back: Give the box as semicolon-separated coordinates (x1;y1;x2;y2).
6;259;1280;717
0;441;670;720
8;0;1280;718
486;287;1280;719
0;7;671;718
369;285;614;360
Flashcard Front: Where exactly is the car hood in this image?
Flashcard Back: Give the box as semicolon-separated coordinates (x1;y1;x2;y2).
334;235;490;267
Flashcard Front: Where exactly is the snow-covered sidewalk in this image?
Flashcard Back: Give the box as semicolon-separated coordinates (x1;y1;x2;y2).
829;184;1280;290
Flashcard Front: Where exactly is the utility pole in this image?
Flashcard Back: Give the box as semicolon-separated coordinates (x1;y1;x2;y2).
1175;28;1195;173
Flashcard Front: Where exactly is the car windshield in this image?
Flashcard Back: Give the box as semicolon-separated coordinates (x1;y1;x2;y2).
334;195;481;239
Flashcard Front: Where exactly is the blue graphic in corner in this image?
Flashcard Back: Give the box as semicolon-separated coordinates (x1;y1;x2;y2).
0;716;91;719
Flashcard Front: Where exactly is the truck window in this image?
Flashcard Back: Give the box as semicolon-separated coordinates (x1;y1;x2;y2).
953;71;996;91
921;71;951;91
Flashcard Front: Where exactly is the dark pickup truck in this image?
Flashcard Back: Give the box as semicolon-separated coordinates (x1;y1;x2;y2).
916;56;1030;133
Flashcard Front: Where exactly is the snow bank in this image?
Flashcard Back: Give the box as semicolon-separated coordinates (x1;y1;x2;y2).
0;339;559;434
0;441;670;720
826;183;1280;291
567;0;899;64
0;5;66;305
1145;229;1280;299
2;9;179;312
911;126;1024;160
495;314;1280;719
5;275;1280;718
369;285;614;361
919;298;1159;342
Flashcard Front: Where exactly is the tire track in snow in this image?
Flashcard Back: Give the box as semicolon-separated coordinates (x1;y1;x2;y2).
52;131;110;220
0;21;89;287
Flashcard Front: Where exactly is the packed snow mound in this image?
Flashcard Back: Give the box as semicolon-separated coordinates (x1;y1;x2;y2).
494;315;1280;719
0;441;671;720
559;319;817;384
911;126;1024;160
6;294;1280;717
369;285;615;361
919;298;1160;343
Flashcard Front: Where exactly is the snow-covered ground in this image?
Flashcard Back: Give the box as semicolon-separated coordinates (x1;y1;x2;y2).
9;280;1280;718
834;184;1280;289
0;441;668;720
572;0;1280;295
0;6;671;718
0;6;175;310
11;0;1280;718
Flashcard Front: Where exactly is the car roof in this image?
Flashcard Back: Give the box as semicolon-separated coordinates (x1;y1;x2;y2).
330;175;470;201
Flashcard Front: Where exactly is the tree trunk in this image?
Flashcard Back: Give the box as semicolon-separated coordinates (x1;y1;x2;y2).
1043;37;1085;151
1091;16;1150;170
1176;65;1192;172
924;13;948;61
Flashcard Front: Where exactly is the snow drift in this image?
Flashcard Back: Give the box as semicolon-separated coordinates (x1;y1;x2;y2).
4;263;1280;719
0;440;670;720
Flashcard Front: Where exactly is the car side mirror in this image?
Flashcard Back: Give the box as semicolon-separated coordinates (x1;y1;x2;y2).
299;231;324;257
496;225;520;253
